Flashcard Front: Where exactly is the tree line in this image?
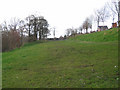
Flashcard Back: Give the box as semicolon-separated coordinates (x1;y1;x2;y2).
1;0;119;52
65;0;119;37
1;14;50;52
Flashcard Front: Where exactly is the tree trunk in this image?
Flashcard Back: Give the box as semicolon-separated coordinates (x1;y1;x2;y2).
28;25;30;37
86;28;88;34
97;17;100;27
34;25;37;40
20;30;23;45
42;29;43;39
97;21;99;27
39;30;41;40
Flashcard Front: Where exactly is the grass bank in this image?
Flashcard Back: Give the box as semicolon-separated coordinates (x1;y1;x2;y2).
2;28;118;88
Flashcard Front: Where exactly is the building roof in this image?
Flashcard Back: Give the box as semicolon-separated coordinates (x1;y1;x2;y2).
98;26;108;29
98;26;108;31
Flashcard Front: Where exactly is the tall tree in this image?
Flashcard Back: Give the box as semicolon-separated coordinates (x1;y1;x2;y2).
26;15;49;40
26;15;35;37
66;28;71;36
82;18;92;33
99;6;110;25
18;20;25;45
89;15;93;32
1;18;21;52
37;16;49;40
8;18;20;31
94;9;101;27
107;0;119;23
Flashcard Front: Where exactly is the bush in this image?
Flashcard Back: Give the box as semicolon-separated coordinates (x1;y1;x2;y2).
28;35;37;42
2;30;21;52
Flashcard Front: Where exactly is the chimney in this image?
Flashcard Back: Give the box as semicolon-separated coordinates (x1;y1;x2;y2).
112;23;117;28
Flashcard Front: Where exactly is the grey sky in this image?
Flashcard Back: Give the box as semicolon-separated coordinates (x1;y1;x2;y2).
0;0;117;37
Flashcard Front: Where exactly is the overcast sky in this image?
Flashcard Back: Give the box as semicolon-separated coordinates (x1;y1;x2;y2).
0;0;117;37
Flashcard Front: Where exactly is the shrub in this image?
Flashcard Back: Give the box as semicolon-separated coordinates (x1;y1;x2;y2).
2;30;21;52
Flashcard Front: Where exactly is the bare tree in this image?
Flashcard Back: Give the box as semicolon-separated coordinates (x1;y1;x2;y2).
8;18;25;45
8;18;20;31
111;12;116;23
107;0;119;23
108;0;119;15
74;28;78;34
1;14;49;52
94;9;101;27
94;5;110;26
100;6;110;25
18;20;26;45
52;27;55;38
88;15;93;32
66;27;76;37
79;26;83;34
2;21;8;31
70;27;76;36
66;28;71;36
1;19;21;52
26;15;34;37
82;18;92;33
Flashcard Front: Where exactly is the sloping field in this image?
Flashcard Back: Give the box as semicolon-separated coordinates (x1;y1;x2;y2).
2;28;118;88
70;28;118;42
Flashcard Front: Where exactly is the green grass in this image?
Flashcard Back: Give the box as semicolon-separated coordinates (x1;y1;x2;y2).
2;28;119;88
70;28;118;42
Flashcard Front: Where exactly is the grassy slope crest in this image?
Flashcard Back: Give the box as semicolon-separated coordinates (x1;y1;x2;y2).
69;28;118;42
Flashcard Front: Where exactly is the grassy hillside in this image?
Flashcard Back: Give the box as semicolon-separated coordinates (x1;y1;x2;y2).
70;28;118;42
2;28;118;88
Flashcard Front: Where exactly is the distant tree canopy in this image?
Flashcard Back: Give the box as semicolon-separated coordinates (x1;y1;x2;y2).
26;15;50;41
65;27;78;37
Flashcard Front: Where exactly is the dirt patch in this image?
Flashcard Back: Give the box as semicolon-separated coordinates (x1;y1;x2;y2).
73;64;94;68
